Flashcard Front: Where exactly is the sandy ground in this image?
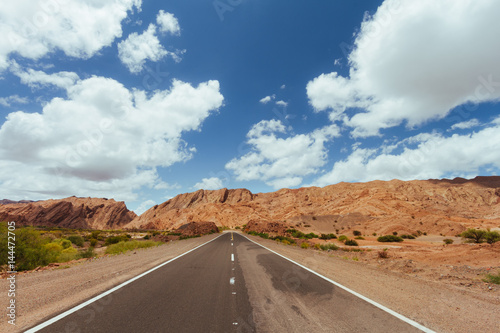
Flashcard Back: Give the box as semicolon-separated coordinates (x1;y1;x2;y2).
1;232;499;333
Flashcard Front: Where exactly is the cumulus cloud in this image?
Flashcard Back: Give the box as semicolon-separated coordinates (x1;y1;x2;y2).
307;0;500;137
11;62;79;89
0;76;224;201
276;100;288;107
118;24;169;74
313;117;500;186
157;10;180;35
226;120;339;189
259;95;275;104
193;177;225;190
0;95;28;107
0;0;141;72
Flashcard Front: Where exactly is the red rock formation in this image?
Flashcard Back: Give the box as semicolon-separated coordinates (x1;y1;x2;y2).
174;221;219;236
0;196;136;229
126;177;500;236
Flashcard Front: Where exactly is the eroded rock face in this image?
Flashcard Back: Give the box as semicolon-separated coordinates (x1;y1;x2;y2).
127;177;500;235
0;196;136;229
174;221;219;236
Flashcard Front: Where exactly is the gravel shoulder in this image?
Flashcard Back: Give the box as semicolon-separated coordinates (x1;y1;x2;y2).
0;234;221;333
244;234;500;333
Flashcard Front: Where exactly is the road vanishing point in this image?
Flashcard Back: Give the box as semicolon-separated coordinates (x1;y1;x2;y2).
26;232;434;333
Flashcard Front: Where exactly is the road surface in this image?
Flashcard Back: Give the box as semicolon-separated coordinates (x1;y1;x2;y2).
27;233;429;332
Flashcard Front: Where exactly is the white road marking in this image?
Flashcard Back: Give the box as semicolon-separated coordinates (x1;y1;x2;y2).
230;277;235;285
241;234;436;333
232;292;237;295
231;253;234;262
25;234;225;333
231;243;233;246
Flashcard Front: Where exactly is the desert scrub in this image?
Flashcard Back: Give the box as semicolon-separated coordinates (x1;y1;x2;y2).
378;250;389;258
104;235;130;246
319;243;339;251
353;230;362;236
338;235;348;242
67;235;85;247
355;236;365;240
443;238;454;245
483;271;500;284
300;242;310;249
344;239;359;246
401;234;416;239
319;233;337;240
105;240;162;255
377;235;404;242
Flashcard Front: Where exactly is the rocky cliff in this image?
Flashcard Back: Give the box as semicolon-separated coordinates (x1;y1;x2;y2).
126;177;500;235
0;196;137;229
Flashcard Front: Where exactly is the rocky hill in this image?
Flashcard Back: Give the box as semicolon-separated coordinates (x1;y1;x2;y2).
0;196;136;229
125;177;500;236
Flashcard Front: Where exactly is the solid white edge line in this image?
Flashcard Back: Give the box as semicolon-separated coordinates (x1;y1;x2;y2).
25;233;226;333
240;233;435;333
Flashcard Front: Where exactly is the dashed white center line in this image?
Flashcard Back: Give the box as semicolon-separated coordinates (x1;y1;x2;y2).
230;277;235;285
231;253;234;262
231;243;233;246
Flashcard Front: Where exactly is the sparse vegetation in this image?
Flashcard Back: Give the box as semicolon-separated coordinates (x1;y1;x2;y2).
338;235;348;242
319;233;337;240
377;235;404;242
353;230;362;236
355;236;365;240
378;249;389;258
443;238;454;245
105;240;162;255
401;234;416;239
67;235;84;247
104;235;130;246
483;271;500;284
344;239;359;246
300;242;310;249
319;243;339;251
460;229;499;244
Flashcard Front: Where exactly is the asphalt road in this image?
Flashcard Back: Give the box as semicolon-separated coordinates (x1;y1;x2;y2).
28;233;428;333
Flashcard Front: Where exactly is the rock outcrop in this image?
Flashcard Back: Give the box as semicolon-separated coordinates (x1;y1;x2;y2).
0;196;136;229
126;176;500;235
174;221;219;237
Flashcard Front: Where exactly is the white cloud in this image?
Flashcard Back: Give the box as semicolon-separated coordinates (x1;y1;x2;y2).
134;199;156;215
0;76;224;201
280;85;286;90
276;100;288;107
193;177;225;190
0;0;141;72
226;120;339;189
156;10;180;35
450;119;480;130
259;95;275;104
307;0;500;137
11;62;79;89
313;118;500;186
0;95;28;107
118;24;169;74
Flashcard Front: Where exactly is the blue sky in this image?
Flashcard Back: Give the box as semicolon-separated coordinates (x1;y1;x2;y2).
1;0;500;214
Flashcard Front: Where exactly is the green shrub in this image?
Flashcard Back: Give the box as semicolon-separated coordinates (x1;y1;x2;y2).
247;231;269;239
372;233;377;236
300;242;310;249
443;238;454;245
392;231;398;236
67;235;85;247
10;227;53;271
401;234;416;239
319;243;339;251
460;229;486;243
58;246;78;262
77;247;95;259
378;250;389;258
271;235;296;244
484;231;500;244
344;239;359;246
377;235;404;242
338;235;348;242
105;240;162;255
319;233;337;240
353;230;362;236
143;235;150;240
355;236;365;240
60;239;72;249
483;271;500;284
105;235;129;246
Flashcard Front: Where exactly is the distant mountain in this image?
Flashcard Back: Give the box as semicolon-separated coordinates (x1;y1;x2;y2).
0;199;35;205
125;176;500;235
0;196;136;229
